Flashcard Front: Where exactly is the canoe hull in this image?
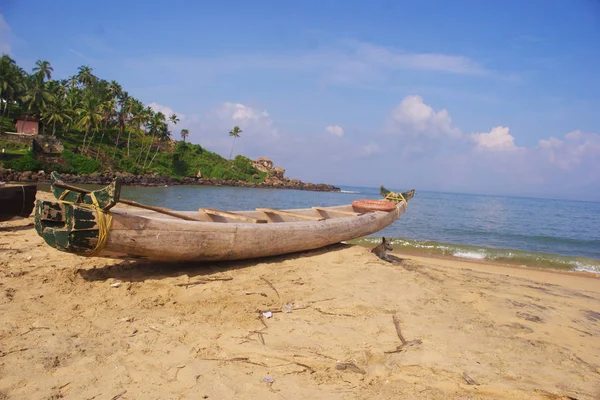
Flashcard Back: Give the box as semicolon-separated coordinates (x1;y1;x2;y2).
34;172;413;262
36;202;406;262
103;204;404;261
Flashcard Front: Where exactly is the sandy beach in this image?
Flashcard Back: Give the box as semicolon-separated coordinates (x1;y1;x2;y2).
1;195;600;399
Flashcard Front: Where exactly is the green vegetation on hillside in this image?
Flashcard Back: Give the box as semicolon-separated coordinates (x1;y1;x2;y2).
0;139;30;155
0;55;265;182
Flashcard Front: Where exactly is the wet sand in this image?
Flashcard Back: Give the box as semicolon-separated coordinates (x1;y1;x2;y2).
1;197;600;399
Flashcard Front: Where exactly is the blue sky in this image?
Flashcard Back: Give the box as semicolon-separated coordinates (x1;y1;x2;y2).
1;0;600;200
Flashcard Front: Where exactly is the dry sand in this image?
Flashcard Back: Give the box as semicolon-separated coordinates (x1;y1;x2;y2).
1;194;600;399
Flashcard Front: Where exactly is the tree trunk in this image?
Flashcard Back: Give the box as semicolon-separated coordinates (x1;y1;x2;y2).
96;120;108;160
127;130;132;157
147;145;160;168
112;124;123;160
135;144;146;166
52;120;56;136
142;135;154;169
86;129;97;154
229;137;237;160
82;126;89;152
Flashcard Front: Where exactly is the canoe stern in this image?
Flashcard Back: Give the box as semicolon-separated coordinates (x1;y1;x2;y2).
35;199;106;256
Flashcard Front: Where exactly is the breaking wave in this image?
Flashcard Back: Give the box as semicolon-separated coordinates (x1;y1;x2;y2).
350;237;600;274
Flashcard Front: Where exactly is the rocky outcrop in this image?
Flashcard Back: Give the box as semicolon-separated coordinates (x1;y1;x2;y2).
0;168;340;192
272;166;285;179
253;157;274;172
252;157;287;181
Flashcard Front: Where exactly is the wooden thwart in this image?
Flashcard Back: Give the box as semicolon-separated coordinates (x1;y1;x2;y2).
199;207;267;223
53;180;202;222
312;207;363;217
256;207;324;221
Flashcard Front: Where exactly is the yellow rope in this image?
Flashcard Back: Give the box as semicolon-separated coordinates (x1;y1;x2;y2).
384;191;408;208
57;189;112;257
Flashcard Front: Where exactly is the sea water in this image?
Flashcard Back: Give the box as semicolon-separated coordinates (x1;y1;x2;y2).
116;184;600;274
75;184;600;274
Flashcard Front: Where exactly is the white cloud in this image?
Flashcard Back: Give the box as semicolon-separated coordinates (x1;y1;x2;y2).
471;126;520;151
216;102;278;138
124;39;494;91
378;96;599;198
179;101;386;180
363;142;381;156
538;130;600;170
0;14;13;54
389;95;461;138
146;102;186;131
182;102;281;161
139;96;599;200
352;41;486;75
325;125;344;137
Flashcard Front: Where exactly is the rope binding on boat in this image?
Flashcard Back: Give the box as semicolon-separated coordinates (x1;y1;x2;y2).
380;186;415;208
384;191;407;207
57;189;112;256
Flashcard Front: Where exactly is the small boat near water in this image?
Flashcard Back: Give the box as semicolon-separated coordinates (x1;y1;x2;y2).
34;172;414;262
0;182;38;222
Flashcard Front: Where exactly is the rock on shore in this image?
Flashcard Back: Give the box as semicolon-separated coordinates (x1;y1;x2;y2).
0;167;340;192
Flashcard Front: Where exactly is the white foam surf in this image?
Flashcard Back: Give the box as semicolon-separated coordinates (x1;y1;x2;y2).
453;251;486;260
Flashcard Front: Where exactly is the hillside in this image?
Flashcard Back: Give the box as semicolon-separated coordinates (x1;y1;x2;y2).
0;131;338;191
0;55;338;191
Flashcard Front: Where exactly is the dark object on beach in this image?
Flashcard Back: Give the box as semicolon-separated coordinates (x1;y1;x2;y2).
0;184;38;222
371;237;394;262
34;172;415;262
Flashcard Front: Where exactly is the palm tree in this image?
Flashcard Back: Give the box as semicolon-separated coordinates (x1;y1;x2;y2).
113;91;131;159
32;60;53;82
20;75;53;133
135;106;154;165
127;99;145;157
96;96;116;158
43;98;70;136
169;113;179;126
180;129;189;142
67;75;78;90
77;94;103;153
143;111;167;168
228;125;243;160
109;80;122;99
0;55;24;119
148;114;172;168
76;65;96;88
63;87;81;135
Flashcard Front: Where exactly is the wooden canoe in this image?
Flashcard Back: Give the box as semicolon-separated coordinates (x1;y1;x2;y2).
0;183;37;222
34;173;413;262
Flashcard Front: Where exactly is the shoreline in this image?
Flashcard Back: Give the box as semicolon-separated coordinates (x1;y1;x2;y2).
0;170;342;192
394;248;600;279
351;237;600;276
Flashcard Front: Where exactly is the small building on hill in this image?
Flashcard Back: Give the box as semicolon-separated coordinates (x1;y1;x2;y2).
15;118;39;135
